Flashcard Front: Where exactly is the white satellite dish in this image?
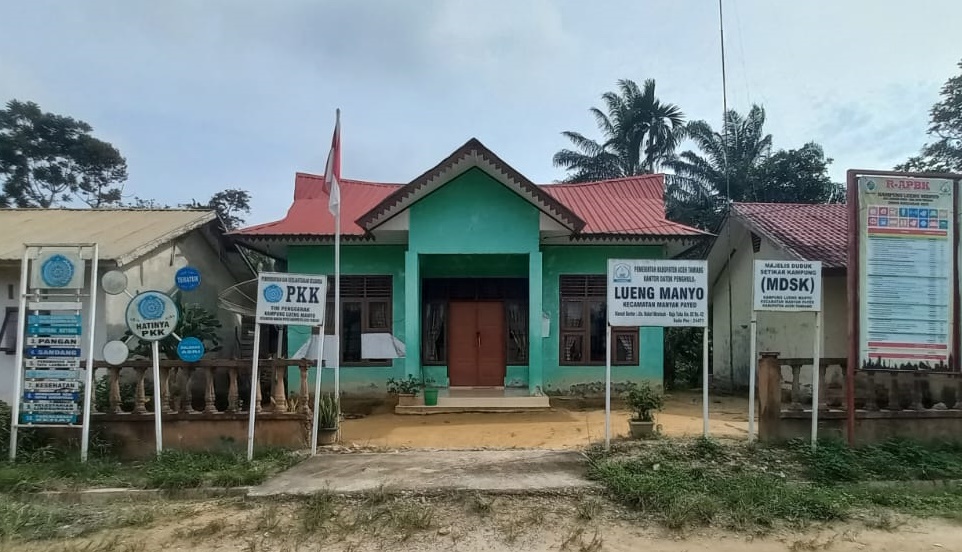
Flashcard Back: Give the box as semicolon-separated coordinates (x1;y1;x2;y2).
218;278;258;317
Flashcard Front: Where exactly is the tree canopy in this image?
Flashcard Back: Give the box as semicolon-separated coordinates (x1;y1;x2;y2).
898;59;962;173
0;100;128;207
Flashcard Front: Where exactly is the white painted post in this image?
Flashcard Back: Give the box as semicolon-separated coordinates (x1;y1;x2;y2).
604;324;612;451
8;248;30;462
246;324;262;461
151;340;163;456
80;244;99;462
703;326;710;437
748;310;758;442
811;310;822;449
310;331;327;456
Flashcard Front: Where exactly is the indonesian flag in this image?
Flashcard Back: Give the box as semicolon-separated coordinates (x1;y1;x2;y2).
323;109;341;216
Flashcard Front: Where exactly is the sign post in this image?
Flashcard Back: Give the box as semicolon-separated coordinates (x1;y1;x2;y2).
750;260;823;445
606;259;708;450
10;244;99;463
251;272;328;461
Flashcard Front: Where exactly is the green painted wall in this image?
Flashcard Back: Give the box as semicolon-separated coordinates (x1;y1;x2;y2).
409;168;540;254
541;245;665;394
286;245;406;395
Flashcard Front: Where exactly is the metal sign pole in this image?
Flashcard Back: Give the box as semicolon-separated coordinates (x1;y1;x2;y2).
246;324;262;462
310;329;327;456
748;310;758;442
80;244;99;462
703;327;710;437
151;340;163;456
8;248;31;462
811;310;822;449
604;324;612;451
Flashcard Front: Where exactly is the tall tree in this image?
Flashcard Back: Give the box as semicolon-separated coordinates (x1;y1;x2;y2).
898;59;962;173
0;100;127;207
553;79;685;182
668;105;840;230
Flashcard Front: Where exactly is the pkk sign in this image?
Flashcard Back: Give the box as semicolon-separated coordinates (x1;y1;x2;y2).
607;259;708;328
256;272;328;326
753;260;822;312
125;291;179;341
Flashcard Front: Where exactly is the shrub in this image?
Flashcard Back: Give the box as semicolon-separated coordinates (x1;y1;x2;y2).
623;382;664;422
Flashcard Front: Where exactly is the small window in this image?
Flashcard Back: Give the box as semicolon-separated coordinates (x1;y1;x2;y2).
0;308;19;354
559;275;637;366
323;276;393;366
422;301;446;365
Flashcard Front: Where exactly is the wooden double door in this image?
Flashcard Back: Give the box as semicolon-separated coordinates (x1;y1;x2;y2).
447;301;505;387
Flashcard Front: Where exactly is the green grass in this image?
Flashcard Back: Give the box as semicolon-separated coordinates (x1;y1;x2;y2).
0;448;300;493
590;437;962;531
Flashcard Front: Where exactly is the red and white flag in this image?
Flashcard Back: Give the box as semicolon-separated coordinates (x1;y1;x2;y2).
323;109;341;216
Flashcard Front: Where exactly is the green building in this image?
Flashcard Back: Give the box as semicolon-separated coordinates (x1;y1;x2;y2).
233;139;705;403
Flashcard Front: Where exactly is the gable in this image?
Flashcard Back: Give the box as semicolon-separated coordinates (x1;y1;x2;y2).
409;167;540;254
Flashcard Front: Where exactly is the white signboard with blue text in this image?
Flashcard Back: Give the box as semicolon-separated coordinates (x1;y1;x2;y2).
255;272;328;326
606;259;708;328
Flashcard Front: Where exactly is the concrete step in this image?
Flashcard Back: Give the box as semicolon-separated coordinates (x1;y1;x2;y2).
394;395;551;415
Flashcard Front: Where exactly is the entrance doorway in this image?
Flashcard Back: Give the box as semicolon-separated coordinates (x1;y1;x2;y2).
448;301;505;387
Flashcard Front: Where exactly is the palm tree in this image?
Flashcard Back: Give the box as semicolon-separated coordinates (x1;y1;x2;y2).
666;105;772;230
553;79;685;182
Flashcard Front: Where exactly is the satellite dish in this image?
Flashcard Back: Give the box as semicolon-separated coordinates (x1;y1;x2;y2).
218;278;258;317
101;270;128;295
103;340;130;365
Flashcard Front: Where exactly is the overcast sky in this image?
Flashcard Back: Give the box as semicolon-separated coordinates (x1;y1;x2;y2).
1;1;959;226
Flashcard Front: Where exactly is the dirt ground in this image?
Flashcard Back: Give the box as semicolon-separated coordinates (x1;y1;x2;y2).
339;391;750;449
8;495;962;552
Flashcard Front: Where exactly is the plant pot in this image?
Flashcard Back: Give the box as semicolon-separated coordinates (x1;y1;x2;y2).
397;393;418;407
628;420;655;439
423;388;439;406
316;427;338;446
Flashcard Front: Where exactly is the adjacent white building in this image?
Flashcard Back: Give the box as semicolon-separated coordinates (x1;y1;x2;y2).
0;209;254;403
708;203;848;391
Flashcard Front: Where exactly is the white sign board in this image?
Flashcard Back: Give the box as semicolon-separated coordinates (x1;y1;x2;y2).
125;291;179;341
256;272;328;326
606;259;708;328
753;260;823;312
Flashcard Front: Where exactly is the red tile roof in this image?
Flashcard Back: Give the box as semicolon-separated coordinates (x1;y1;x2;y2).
734;202;848;268
235;169;706;239
544;175;707;236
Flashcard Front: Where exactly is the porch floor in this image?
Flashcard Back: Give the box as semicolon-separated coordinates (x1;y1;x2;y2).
395;387;550;415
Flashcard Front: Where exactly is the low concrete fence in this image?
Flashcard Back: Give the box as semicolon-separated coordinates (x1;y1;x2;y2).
758;353;962;444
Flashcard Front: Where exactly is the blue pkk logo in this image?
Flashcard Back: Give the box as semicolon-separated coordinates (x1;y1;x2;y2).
263;284;284;303
138;295;166;320
175;266;201;291
41;254;75;287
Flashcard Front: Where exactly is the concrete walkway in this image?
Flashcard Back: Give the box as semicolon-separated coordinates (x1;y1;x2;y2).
249;450;596;496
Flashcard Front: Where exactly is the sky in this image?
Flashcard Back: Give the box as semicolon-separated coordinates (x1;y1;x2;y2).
1;1;959;227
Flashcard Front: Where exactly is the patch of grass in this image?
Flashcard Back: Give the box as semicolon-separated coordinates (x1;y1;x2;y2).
560;527;603;552
576;497;602;521
299;492;336;534
797;438;962;483
389;503;433;540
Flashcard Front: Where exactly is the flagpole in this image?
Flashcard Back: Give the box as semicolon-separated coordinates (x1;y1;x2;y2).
334;207;341;425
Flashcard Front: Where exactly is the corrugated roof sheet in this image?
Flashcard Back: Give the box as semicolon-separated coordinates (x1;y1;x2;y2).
0;209;216;264
238;173;401;237
734;202;848;268
236;172;706;239
544;175;707;236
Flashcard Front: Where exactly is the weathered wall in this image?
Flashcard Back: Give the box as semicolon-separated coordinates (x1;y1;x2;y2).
711;222;847;390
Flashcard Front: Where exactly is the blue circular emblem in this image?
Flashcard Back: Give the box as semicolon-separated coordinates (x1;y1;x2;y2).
263;284;284;303
137;294;166;320
41;254;75;287
176;337;205;362
175;266;201;292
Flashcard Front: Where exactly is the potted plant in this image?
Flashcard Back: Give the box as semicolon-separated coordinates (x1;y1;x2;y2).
315;393;339;445
422;378;439;407
623;382;663;438
387;375;421;407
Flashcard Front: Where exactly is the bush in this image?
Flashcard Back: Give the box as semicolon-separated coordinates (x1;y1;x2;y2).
315;394;339;430
622;382;663;422
386;375;420;396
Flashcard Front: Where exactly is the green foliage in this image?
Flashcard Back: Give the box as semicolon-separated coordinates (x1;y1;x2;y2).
898;58;962;173
664;327;703;390
622;381;663;422
127;296;222;360
797;438;962;484
386;375;420;396
315;394;339;429
182;188;252;230
553;78;685;182
0;99;128;208
93;375;137;413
